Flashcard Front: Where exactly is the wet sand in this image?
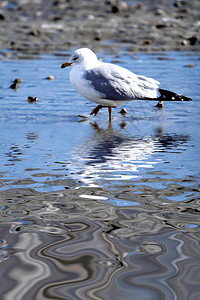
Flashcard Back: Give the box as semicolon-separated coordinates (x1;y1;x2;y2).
0;0;199;58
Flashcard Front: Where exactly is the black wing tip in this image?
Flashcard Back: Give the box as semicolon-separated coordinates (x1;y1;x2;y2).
174;94;192;101
181;96;192;101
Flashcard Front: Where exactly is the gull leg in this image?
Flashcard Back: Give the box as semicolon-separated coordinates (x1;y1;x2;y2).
108;106;112;122
90;105;103;116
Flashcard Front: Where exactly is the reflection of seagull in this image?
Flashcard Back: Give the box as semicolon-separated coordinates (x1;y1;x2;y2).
61;48;192;121
67;121;190;189
69;122;156;185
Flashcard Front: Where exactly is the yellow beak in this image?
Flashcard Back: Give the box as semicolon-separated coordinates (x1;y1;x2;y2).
60;61;72;68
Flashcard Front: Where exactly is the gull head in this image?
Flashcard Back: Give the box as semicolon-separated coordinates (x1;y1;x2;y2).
61;48;98;68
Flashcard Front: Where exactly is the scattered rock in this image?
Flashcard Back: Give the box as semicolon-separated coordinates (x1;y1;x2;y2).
0;13;6;20
10;41;15;46
94;36;101;41
17;5;26;11
111;5;120;13
178;8;188;13
174;2;182;8
54;16;62;21
35;11;42;17
46;75;55;80
10;78;23;90
14;78;23;83
182;39;188;46
156;101;164;109
156;22;167;29
188;36;198;46
0;0;199;54
185;64;196;68
10;82;19;90
155;9;165;16
4;52;12;58
0;1;8;8
120;108;127;115
29;29;41;37
144;40;152;46
134;3;144;9
120;121;126;129
174;1;187;8
111;1;128;13
27;96;38;103
87;15;95;21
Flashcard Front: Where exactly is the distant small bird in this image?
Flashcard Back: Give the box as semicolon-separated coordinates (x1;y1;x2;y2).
61;48;192;121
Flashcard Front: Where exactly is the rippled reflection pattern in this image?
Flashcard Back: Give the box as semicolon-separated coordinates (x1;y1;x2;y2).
0;52;200;300
1;198;200;300
71;122;157;185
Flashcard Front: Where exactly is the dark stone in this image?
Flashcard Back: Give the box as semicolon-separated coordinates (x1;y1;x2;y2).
29;29;41;37
112;5;120;13
156;22;167;29
188;36;198;46
0;13;6;20
10;82;19;90
27;96;38;103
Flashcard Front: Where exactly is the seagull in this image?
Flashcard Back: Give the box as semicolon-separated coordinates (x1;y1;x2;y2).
61;48;192;121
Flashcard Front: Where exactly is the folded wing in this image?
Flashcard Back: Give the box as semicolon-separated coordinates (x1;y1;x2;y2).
84;63;160;101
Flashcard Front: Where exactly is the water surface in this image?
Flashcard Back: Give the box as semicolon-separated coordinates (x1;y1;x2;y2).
0;51;200;300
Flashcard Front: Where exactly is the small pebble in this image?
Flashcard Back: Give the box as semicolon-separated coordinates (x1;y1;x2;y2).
112;5;120;13
111;1;128;13
29;29;41;37
0;13;6;20
120;121;127;129
156;22;167;29
35;11;42;17
87;15;95;21
54;16;62;21
174;1;182;8
174;1;187;8
94;36;101;41
0;1;8;8
10;78;23;89
4;52;12;58
156;9;165;15
156;101;164;109
10;82;19;90
120;108;127;115
46;75;55;80
188;36;198;46
144;40;152;46
135;3;144;9
181;39;188;46
14;78;23;83
185;64;196;68
27;96;38;103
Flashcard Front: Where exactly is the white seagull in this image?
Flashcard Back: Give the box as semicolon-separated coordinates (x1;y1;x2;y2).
61;48;192;121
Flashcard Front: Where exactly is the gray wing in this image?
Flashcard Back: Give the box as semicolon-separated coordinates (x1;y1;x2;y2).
84;63;159;100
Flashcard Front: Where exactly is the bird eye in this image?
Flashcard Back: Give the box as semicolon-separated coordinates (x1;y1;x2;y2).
73;56;78;61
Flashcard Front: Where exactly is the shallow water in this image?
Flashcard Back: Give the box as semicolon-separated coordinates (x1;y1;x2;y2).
0;51;200;300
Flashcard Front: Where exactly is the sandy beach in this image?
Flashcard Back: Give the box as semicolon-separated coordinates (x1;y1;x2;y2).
0;0;199;58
